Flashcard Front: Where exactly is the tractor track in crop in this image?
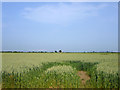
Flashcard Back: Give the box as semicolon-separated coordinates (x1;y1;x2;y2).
77;71;90;85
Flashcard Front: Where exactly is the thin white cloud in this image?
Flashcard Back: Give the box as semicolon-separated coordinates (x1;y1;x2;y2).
22;3;108;24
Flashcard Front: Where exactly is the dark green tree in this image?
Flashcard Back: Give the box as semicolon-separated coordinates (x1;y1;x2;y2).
55;51;57;53
59;50;62;53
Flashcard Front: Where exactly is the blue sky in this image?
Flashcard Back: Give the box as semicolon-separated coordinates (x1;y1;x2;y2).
2;2;118;52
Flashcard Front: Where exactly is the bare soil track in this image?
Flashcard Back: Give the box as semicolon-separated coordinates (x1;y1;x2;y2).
77;71;90;85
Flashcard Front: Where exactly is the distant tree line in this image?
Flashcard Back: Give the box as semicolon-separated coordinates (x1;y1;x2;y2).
1;50;63;53
1;50;117;53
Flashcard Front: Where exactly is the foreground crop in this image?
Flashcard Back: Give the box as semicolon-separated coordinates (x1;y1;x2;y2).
2;61;119;88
